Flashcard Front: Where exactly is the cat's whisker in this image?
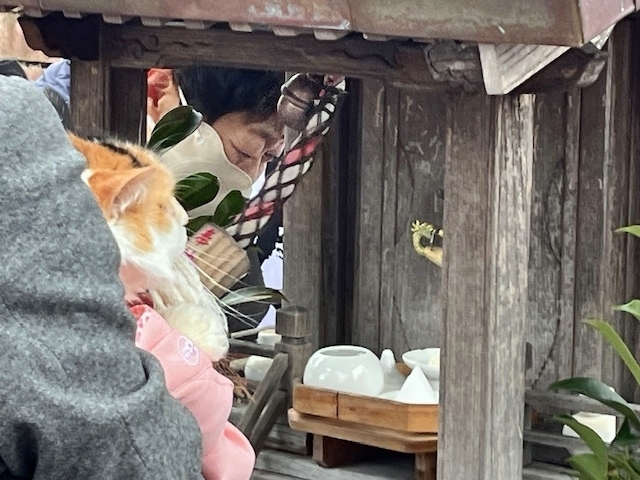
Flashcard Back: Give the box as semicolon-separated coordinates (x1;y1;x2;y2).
188;262;275;328
191;260;278;307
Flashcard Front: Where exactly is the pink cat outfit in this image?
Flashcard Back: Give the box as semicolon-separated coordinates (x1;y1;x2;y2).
131;304;255;480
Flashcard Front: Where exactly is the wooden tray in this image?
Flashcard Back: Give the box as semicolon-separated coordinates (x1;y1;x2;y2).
292;365;438;433
288;409;438;453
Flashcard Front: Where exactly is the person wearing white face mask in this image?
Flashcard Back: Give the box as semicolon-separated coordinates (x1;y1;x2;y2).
147;66;286;333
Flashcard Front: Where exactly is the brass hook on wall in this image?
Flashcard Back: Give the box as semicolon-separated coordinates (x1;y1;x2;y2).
411;221;443;267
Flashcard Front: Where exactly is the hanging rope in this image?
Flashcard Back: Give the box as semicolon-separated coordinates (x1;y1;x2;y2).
226;74;347;248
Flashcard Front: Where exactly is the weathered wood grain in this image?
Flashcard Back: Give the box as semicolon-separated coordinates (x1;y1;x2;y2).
558;89;581;389
572;23;637;389
283;139;324;349
526;91;566;390
572;55;608;380
598;22;634;398
439;93;534;480
378;87;400;353
70;59;106;137
352;80;386;352
627;22;640;403
388;90;446;355
102;25;486;92
353;86;446;356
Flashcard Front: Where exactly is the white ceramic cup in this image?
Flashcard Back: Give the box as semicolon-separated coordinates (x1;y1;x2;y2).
402;348;440;390
303;345;385;397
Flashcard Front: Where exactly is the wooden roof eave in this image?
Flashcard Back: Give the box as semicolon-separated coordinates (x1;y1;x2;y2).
7;8;615;95
0;0;635;46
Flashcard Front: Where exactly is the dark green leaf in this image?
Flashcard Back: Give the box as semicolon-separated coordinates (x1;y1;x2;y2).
616;225;640;240
614;300;640;322
556;415;609;463
175;173;220;212
568;453;608;480
212;190;246;228
585;319;640;386
185;216;215;236
550;377;640;430
629;456;640;474
221;287;287;307
147;106;203;155
613;418;640;448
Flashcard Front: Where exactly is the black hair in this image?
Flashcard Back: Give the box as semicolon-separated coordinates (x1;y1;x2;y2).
0;60;27;79
173;66;283;124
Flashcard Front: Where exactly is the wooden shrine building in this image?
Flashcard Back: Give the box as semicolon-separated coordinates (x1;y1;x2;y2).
2;1;640;478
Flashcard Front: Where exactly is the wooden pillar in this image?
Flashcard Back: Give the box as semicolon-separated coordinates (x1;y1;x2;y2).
438;94;534;479
274;305;313;398
70;59;107;137
283;135;324;349
109;68;146;143
71;27;146;142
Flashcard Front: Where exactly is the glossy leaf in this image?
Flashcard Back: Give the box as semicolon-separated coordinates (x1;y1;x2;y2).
614;300;640;322
585;319;640;386
616;225;640;240
613;418;640;448
556;415;609;463
221;287;287;307
212;190;246;228
185;216;214;236
550;377;640;430
568;453;608;480
147;106;202;155
175;173;220;212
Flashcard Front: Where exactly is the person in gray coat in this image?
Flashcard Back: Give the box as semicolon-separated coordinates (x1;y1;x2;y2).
0;76;204;479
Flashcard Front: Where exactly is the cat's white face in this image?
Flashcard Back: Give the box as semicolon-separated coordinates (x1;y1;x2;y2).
111;199;188;302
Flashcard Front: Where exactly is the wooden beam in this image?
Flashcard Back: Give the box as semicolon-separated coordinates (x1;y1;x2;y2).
439;93;534;479
102;25;485;92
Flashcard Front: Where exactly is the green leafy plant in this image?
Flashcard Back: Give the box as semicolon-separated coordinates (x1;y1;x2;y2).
147;106;248;232
146;106;203;155
147;106;279;308
549;226;640;480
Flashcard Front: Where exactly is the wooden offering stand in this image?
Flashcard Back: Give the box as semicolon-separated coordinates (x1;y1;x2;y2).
288;364;438;480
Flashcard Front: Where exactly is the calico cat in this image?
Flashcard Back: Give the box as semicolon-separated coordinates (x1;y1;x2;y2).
69;134;229;359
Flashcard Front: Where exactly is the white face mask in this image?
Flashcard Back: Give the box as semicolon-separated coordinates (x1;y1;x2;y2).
158;92;253;218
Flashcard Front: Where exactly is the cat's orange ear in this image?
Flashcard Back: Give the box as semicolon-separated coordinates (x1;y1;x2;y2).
85;167;155;217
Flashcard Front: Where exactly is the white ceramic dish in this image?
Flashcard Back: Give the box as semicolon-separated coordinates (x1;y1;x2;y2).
303;345;385;397
402;348;440;390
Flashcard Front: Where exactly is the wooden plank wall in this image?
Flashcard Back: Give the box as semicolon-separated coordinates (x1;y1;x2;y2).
352;82;445;355
71;17;639;403
351;20;640;402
